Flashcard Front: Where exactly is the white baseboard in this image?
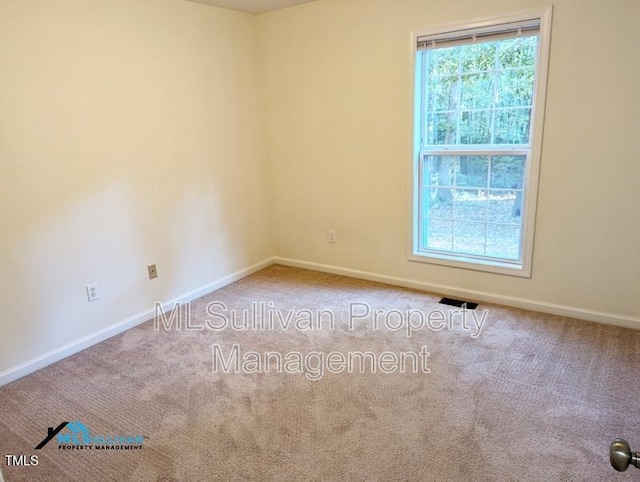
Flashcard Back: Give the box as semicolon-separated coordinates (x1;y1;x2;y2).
3;255;637;387
0;257;275;388
274;257;640;331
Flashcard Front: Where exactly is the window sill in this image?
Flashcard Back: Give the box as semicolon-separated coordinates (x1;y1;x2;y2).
408;251;531;278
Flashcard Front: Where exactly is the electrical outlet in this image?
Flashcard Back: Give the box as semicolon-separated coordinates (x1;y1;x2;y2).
328;230;337;244
86;283;99;302
148;264;158;280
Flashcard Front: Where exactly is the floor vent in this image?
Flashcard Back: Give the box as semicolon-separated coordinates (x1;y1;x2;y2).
439;297;479;310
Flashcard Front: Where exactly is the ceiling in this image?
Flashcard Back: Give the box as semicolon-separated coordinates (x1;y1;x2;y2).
186;0;317;15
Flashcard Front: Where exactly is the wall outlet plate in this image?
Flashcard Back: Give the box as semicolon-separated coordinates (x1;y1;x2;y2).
86;283;99;302
148;264;158;280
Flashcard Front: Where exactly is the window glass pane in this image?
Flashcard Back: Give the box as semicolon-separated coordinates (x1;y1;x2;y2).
425;219;453;251
490;155;525;189
455;189;488;222
453;221;486;255
460;42;497;73
460;110;491;144
511;190;523;219
498;36;538;68
461;73;494;109
426;112;457;145
488;191;521;222
424;34;538;149
494;108;531;144
497;68;535;108
457;156;489;188
420;154;526;261
486;224;521;259
428;47;459;76
425;155;455;187
426;189;454;218
424;156;438;186
428;75;458;112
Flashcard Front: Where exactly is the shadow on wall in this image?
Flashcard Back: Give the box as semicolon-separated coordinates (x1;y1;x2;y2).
0;0;270;376
0;168;238;375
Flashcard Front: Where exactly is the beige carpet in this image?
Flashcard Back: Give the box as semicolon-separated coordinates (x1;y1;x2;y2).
1;265;639;481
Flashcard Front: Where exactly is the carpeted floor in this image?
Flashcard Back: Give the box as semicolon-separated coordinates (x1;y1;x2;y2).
1;265;639;481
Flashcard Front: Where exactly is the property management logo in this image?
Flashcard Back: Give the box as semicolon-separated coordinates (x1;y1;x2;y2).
35;421;146;451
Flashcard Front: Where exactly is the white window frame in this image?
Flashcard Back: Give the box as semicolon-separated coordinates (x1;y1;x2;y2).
408;6;553;278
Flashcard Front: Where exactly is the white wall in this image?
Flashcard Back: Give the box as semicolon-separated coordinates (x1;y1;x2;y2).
0;0;273;376
258;0;640;322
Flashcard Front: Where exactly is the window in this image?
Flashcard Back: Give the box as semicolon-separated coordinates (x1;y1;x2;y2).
410;8;552;277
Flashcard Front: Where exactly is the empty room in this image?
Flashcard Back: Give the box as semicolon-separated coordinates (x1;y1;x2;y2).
1;0;639;480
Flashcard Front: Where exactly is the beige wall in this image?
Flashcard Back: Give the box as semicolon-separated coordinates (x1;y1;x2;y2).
1;0;638;378
0;0;273;374
258;0;640;320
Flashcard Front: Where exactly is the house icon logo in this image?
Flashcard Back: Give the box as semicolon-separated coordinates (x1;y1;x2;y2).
56;421;91;445
35;422;69;449
35;421;146;450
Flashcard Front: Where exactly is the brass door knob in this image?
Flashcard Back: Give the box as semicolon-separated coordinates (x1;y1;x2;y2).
610;438;640;472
